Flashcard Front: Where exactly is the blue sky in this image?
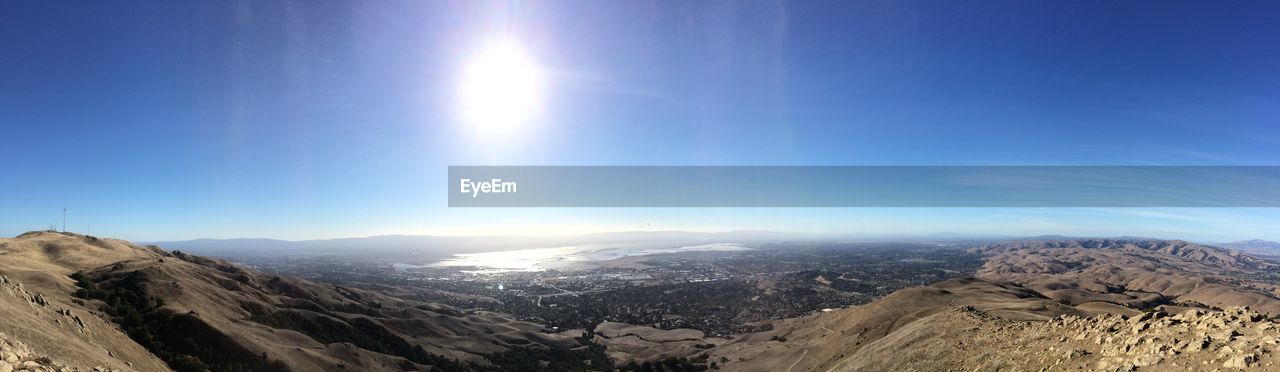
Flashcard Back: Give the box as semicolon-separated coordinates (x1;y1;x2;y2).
2;1;1278;241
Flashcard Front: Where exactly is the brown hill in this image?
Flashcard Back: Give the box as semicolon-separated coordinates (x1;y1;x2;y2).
703;238;1280;371
0;231;583;371
705;278;1280;371
703;277;1097;371
8;233;1280;371
972;238;1280;315
0;232;174;371
827;304;1280;371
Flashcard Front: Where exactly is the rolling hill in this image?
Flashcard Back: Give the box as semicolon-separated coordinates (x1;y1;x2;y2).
5;233;1280;371
703;238;1280;371
0;231;597;371
972;238;1280;315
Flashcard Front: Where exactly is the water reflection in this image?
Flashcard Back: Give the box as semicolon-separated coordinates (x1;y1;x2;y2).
429;242;750;273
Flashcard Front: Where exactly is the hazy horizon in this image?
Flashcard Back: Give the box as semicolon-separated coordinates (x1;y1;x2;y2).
41;226;1273;247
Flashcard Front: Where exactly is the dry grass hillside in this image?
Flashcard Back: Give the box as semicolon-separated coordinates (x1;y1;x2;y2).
703;277;1097;371
7;233;1280;371
706;278;1280;372
972;238;1280;315
704;238;1280;371
0;232;174;371
0;231;594;371
827;305;1280;371
592;322;727;366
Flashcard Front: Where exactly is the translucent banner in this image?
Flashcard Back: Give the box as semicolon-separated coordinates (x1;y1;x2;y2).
447;166;1280;207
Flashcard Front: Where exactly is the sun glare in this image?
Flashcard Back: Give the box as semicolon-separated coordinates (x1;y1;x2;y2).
458;39;544;134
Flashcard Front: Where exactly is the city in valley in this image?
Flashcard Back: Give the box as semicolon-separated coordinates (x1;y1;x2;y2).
222;241;984;337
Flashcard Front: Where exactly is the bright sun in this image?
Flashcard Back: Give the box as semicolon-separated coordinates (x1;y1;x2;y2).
458;39;544;134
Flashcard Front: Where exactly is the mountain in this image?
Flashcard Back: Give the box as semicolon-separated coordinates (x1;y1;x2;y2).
0;231;596;371
0;232;170;371
702;238;1280;371
702;277;1090;371
8;232;1280;371
710;281;1280;371
971;238;1280;315
1222;239;1280;256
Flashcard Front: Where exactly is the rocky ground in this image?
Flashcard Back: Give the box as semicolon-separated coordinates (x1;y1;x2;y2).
705;274;1280;372
1040;306;1280;371
838;305;1280;372
0;332;120;372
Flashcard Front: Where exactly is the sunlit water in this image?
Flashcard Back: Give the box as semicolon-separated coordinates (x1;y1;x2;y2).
426;242;750;273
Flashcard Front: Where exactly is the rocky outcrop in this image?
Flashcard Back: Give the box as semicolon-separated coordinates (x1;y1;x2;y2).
811;305;1280;371
1039;307;1279;371
0;276;86;334
0;332;121;372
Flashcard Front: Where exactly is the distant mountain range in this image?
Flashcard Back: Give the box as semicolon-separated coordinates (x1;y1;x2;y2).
144;230;818;258
1220;239;1280;255
142;231;1029;260
146;232;1181;260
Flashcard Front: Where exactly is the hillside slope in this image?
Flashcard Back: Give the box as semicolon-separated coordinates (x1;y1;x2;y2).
973;238;1280;315
8;233;1280;371
828;304;1280;371
0;232;174;371
708;277;1280;372
0;231;590;371
704;277;1093;371
706;238;1280;371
